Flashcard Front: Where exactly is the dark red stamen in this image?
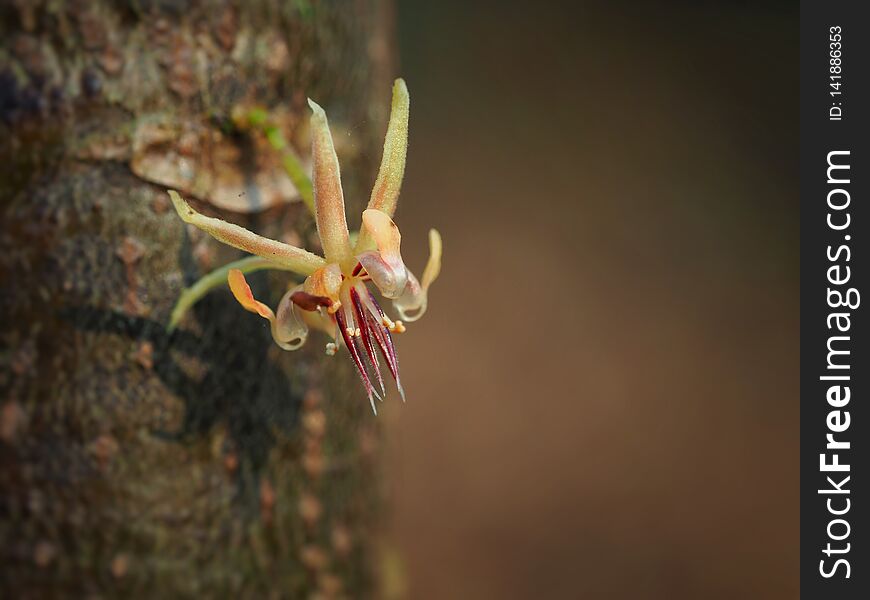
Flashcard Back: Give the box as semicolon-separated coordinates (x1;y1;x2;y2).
351;287;385;395
365;291;401;385
335;307;379;405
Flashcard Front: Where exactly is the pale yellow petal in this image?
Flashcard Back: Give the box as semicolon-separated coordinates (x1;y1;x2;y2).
303;263;343;307
272;286;310;351
308;99;352;263
357;209;408;298
168;190;325;275
392;228;442;322
392;272;423;322
421;228;442;290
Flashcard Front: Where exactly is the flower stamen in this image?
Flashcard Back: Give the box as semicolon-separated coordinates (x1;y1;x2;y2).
351;285;386;397
335;306;381;413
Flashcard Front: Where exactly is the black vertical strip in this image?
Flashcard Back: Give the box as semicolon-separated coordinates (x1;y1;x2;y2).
801;1;868;598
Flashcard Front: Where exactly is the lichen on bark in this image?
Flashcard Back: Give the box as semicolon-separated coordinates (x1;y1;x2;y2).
1;0;394;596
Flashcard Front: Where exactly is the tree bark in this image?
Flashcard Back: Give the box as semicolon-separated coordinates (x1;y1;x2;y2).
1;1;394;597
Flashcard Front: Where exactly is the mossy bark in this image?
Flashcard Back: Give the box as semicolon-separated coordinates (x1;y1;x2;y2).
0;1;394;597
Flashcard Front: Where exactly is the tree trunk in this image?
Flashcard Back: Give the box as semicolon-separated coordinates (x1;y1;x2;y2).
1;1;394;597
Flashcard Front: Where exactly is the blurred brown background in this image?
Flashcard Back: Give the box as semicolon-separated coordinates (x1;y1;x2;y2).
381;1;798;598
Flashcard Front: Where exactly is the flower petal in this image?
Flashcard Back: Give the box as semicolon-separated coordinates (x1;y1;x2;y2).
228;270;309;351
272;286;310;351
421;227;443;290
356;78;410;253
393;228;442;322
308;99;352;263
303;263;343;309
357;209;408;298
169;190;325;275
228;269;275;320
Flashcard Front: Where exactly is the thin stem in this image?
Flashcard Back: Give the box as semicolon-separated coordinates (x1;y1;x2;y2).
247;108;315;215
168;256;302;331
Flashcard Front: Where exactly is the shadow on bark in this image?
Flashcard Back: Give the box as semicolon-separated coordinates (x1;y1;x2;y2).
59;231;303;514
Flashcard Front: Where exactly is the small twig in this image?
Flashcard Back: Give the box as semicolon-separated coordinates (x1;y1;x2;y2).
168;255;301;331
245;107;315;214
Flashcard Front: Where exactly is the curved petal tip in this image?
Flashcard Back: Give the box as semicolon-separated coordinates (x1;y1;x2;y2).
228;269;274;320
392;227;442;322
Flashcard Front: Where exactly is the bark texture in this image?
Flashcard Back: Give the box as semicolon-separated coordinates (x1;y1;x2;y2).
1;1;394;597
